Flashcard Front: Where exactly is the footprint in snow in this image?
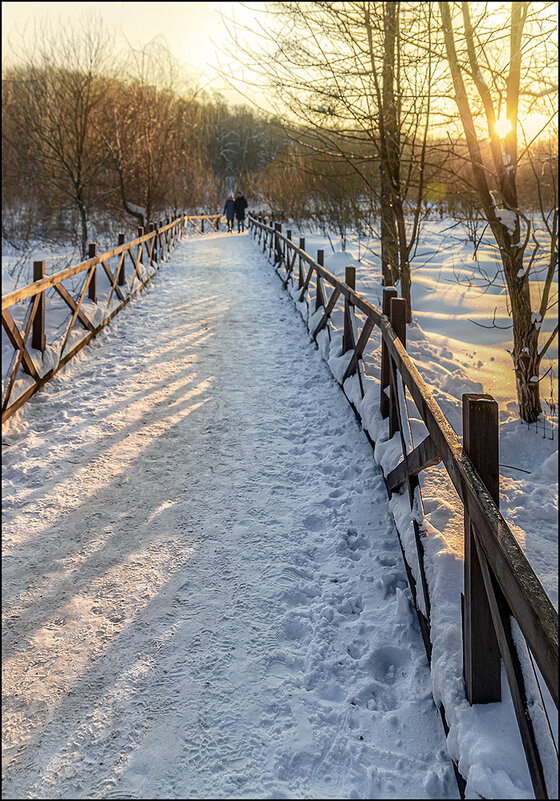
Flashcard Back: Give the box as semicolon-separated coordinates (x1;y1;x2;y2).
369;645;410;685
351;680;397;712
342;526;367;552
302;514;325;532
282;616;312;642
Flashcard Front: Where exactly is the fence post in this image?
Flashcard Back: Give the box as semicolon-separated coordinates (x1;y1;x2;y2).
202;217;205;233
158;220;164;261
32;260;46;353
462;393;502;704
298;237;305;287
316;250;325;311
149;223;157;266
117;234;126;285
389;296;407;437
274;222;282;265
138;227;144;267
88;243;97;302
342;265;356;354
380;286;398;419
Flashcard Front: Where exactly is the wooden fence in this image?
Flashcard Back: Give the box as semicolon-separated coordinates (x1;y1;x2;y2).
1;214;220;423
249;212;558;800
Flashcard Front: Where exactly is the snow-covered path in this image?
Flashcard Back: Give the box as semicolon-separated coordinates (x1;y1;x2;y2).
2;233;458;799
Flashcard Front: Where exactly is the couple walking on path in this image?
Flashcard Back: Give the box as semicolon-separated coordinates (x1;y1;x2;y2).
223;191;248;233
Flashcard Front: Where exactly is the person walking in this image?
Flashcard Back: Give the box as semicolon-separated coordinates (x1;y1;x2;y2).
234;191;248;233
223;193;235;233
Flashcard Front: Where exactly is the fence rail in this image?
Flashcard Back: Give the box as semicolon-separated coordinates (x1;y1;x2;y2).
249;212;558;800
1;214;220;422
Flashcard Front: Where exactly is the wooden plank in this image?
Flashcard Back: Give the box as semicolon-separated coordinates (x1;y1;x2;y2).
127;244;147;287
281;242;298;285
380;288;398;418
2;303;40;377
463;394;502;704
312;286;341;339
298;237;305;287
412;493;433;627
117;234;126;286
315;252;325;310
32;261;46;352
297;264;315;302
386;435;441;493
2;295;41;410
281;247;299;288
342;316;375;382
474;535;550;799
58;267;98;357
100;260;126;303
2;309;38;377
88;243;97;302
53;282;95;332
389;297;407;437
274;223;283;266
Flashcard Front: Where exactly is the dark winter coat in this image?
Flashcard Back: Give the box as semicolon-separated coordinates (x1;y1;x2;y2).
234;195;248;220
223;197;235;220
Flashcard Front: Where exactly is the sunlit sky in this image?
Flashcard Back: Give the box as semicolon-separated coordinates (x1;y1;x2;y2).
1;1;267;106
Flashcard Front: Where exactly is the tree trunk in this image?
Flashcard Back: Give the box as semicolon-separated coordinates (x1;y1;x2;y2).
380;1;399;288
77;197;88;261
503;248;542;422
380;163;398;286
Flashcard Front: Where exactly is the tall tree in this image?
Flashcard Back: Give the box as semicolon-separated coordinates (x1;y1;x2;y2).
439;1;558;422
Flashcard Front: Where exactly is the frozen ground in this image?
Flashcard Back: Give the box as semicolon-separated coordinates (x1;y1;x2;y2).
2;233;459;799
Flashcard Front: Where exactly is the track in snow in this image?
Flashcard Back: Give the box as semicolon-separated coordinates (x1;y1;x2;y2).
2;232;458;799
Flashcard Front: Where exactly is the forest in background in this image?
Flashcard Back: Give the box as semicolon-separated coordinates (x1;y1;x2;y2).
2;13;556;254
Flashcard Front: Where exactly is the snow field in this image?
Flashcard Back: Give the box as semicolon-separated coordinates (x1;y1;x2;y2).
2;233;458;798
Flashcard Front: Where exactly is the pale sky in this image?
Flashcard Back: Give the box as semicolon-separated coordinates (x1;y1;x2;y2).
1;1;268;106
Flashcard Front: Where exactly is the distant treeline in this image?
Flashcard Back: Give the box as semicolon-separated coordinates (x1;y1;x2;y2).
2;33;556;258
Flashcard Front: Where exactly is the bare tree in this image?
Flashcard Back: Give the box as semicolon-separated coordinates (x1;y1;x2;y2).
439;1;558;422
97;39;199;229
2;17;113;257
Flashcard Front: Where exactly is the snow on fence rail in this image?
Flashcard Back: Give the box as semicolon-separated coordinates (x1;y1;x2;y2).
249;212;558;800
1;214;220;423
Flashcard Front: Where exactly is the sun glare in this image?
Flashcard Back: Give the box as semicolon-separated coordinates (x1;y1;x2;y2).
494;116;513;139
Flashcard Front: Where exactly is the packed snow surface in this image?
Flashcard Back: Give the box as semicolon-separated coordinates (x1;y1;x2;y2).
2;234;458;799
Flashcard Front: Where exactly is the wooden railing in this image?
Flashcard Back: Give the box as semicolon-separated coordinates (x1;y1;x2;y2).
1;214;220;422
249;212;558;799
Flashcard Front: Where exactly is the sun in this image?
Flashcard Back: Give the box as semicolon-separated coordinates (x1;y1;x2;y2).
494;116;513;139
